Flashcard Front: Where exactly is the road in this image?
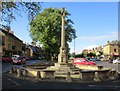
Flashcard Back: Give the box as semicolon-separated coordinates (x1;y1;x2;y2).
2;60;120;73
96;61;120;73
2;60;43;73
2;72;120;90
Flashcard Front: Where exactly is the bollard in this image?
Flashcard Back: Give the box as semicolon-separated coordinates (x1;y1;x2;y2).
41;71;46;78
17;69;22;77
9;67;14;74
35;71;41;80
109;69;118;80
66;72;72;82
13;67;17;74
23;70;28;77
93;72;100;82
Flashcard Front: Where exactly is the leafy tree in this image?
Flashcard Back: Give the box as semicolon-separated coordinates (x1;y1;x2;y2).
29;8;76;61
1;2;41;27
87;52;96;58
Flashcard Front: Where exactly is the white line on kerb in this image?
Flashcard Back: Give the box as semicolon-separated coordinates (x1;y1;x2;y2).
8;79;20;86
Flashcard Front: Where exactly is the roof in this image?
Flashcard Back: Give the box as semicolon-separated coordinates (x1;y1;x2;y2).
104;40;120;47
109;40;120;45
0;28;23;42
29;45;41;53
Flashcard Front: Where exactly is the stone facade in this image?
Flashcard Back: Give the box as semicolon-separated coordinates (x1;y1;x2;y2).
0;28;23;56
103;40;120;58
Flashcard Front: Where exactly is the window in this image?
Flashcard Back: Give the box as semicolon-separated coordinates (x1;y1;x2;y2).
75;59;84;62
12;46;16;50
114;49;116;52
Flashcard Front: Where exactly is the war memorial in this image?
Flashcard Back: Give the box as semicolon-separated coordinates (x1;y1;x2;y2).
9;8;119;83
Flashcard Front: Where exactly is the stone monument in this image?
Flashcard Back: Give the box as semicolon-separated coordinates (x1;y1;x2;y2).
58;7;67;64
44;8;81;79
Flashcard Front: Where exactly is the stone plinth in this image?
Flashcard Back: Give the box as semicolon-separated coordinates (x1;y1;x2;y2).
58;51;67;64
44;63;81;79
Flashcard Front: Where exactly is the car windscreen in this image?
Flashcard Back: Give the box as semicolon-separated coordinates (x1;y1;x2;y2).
85;58;91;62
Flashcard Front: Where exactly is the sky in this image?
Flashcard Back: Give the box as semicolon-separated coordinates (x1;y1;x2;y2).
9;2;118;54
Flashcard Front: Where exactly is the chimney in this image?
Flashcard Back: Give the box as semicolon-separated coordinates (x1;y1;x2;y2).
4;26;10;32
107;41;110;44
9;31;14;34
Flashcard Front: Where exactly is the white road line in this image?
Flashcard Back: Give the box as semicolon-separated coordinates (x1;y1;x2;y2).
88;84;119;88
88;85;95;87
8;78;20;86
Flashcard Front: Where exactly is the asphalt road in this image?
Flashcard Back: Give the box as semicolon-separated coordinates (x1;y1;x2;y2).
95;61;120;73
2;60;120;73
2;73;120;90
2;60;43;73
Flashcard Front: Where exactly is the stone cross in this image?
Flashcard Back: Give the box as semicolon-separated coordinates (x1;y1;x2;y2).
58;7;68;64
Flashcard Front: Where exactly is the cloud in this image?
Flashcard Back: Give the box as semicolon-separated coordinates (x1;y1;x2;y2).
83;45;98;50
78;31;118;41
70;49;82;54
69;31;118;54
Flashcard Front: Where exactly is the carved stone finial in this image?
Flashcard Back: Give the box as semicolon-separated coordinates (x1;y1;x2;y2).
61;7;65;18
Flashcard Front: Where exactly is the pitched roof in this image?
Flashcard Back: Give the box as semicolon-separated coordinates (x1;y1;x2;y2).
108;40;120;46
0;28;23;42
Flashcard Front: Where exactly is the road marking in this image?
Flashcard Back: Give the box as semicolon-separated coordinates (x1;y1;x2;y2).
88;84;120;88
88;85;95;87
8;78;20;86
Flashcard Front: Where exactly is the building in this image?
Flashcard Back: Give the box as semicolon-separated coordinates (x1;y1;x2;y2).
103;40;120;59
29;45;44;58
0;28;23;56
22;43;44;58
82;46;103;56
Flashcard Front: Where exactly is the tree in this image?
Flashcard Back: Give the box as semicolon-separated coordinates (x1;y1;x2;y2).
87;52;96;58
29;8;76;61
1;2;41;27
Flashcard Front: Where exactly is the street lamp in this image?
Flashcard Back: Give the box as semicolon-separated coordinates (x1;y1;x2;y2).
73;30;76;58
74;36;75;58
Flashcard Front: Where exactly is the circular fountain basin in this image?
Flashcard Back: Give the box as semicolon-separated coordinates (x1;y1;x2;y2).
9;63;119;82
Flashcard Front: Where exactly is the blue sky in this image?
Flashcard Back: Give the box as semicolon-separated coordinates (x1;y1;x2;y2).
10;2;118;54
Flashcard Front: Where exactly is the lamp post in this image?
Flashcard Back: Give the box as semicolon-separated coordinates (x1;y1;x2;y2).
74;34;75;58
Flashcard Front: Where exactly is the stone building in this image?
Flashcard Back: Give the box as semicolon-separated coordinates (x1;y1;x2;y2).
103;40;120;59
0;28;23;56
22;43;44;58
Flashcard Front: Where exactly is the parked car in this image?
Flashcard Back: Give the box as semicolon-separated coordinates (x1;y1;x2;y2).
12;55;20;60
2;56;12;63
72;58;96;65
12;56;26;65
89;58;100;61
113;58;120;64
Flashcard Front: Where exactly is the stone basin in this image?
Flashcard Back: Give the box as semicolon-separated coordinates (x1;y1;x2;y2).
9;63;119;82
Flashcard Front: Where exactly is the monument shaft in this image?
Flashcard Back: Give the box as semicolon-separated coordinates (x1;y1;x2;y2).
58;8;67;64
61;14;65;47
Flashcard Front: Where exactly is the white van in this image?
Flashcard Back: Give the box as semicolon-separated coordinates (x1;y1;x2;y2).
12;55;20;60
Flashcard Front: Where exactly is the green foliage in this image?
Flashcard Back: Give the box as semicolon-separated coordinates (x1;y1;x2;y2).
87;52;96;57
29;8;76;60
74;53;85;58
99;51;103;55
1;2;41;27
